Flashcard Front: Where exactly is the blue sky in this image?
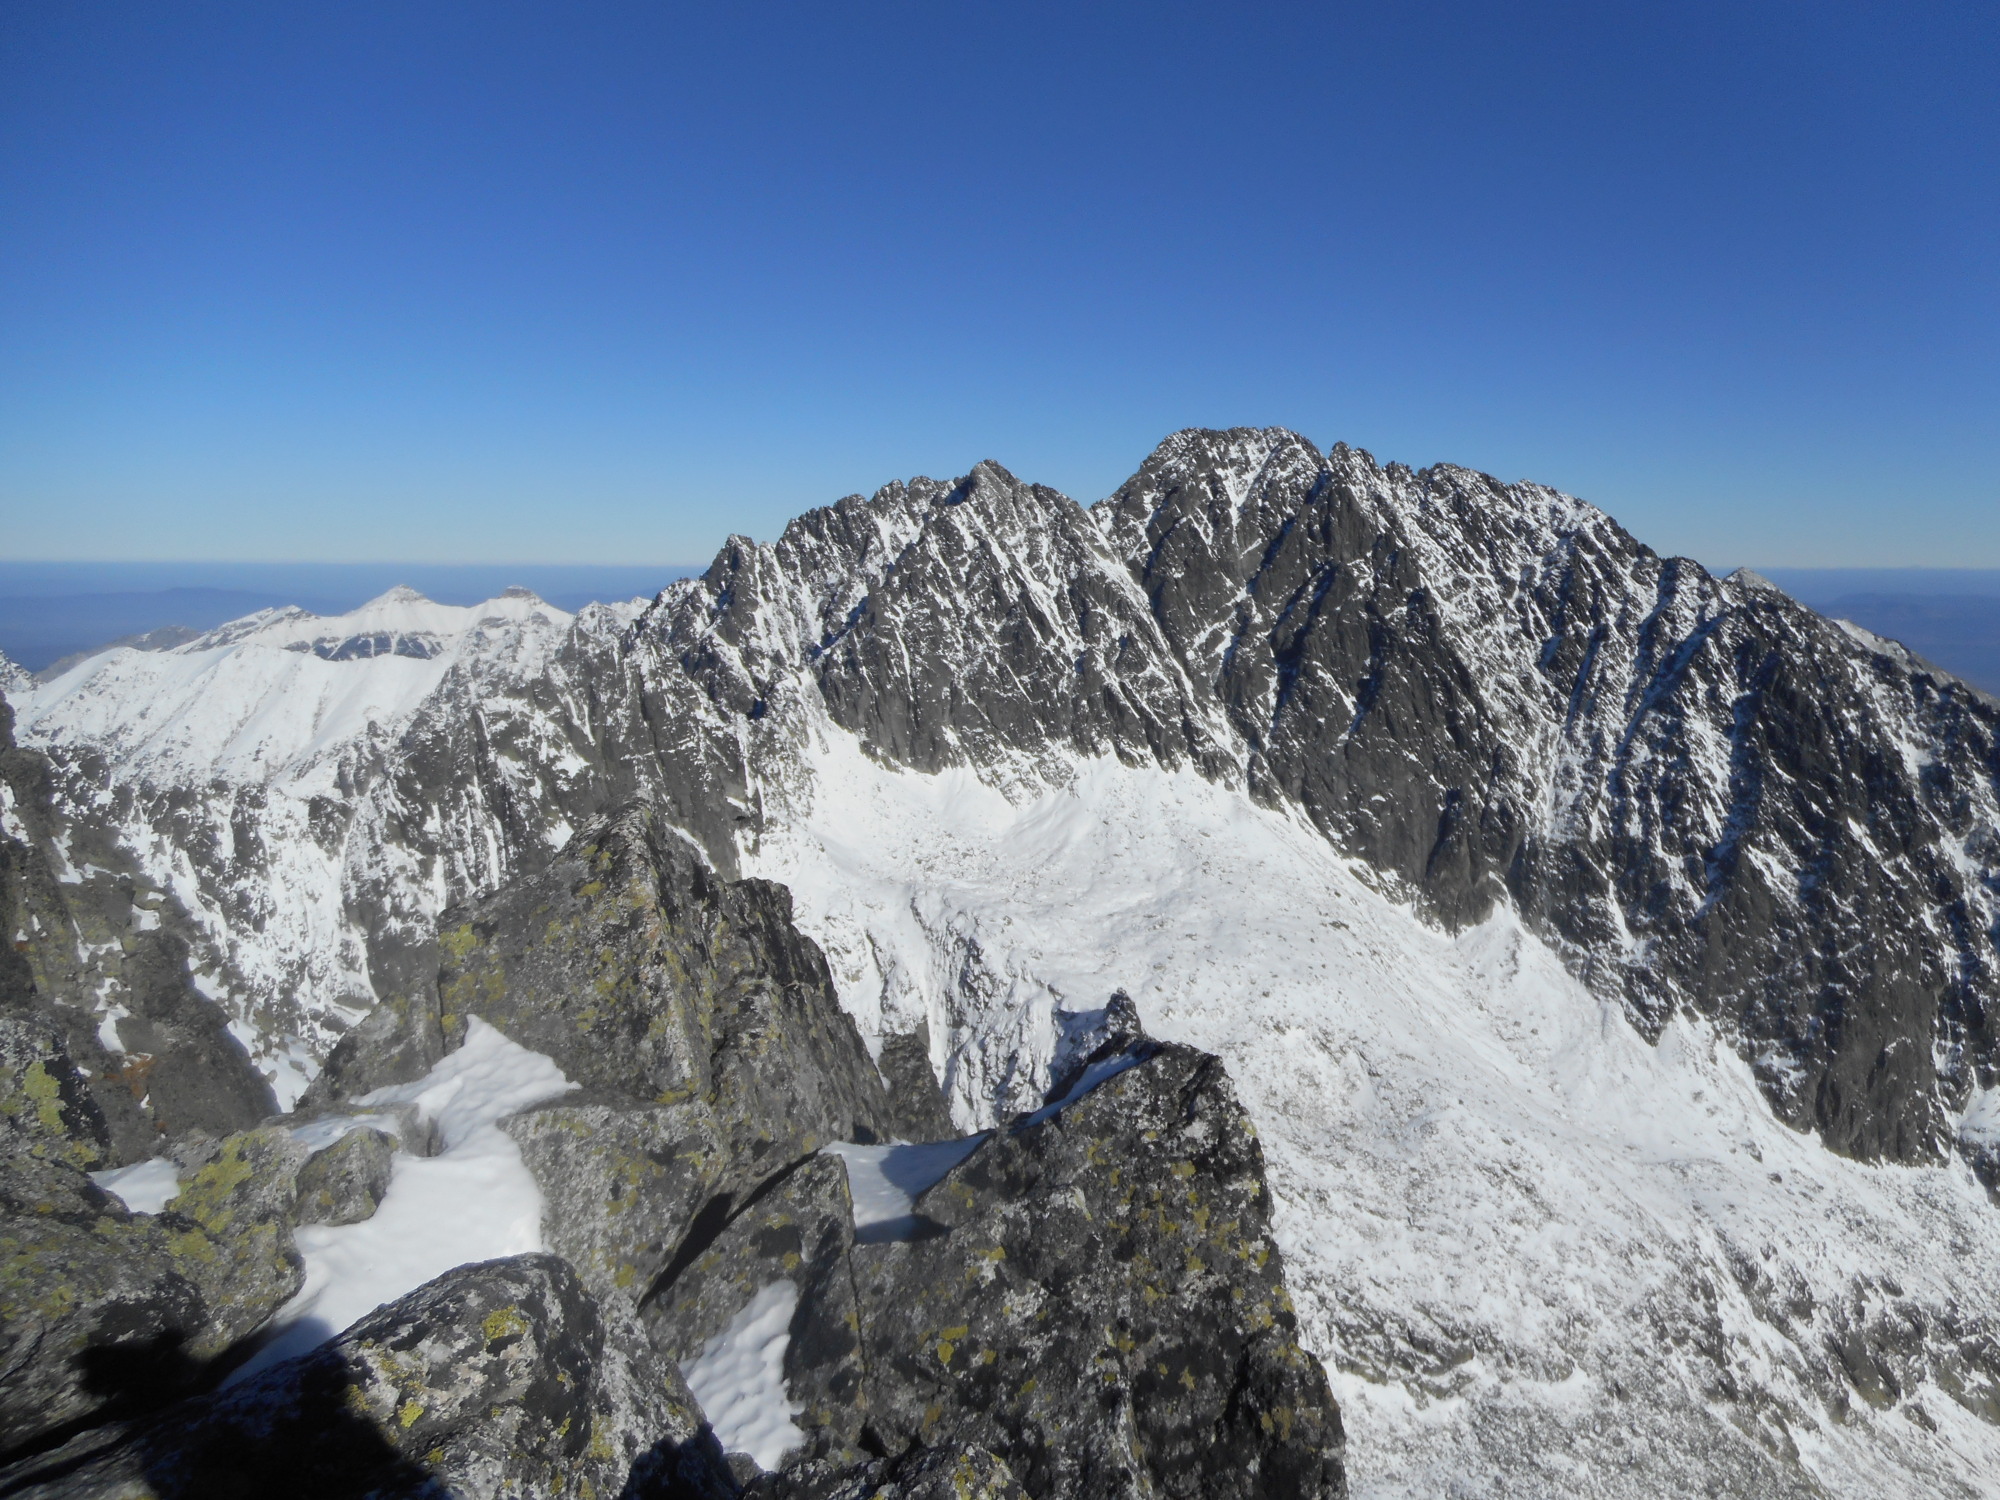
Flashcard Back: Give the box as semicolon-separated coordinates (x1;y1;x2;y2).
2;1;1995;567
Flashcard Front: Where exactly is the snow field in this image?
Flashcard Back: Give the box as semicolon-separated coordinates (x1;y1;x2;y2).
744;731;2000;1500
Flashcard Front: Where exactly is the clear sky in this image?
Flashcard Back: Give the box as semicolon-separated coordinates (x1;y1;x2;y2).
2;2;1995;567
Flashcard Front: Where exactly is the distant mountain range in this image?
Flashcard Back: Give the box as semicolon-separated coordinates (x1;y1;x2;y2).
0;563;695;672
6;561;1996;694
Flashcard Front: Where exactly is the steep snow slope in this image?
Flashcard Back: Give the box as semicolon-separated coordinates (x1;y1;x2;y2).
746;730;2000;1499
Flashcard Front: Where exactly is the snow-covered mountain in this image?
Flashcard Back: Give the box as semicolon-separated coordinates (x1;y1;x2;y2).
8;429;2000;1495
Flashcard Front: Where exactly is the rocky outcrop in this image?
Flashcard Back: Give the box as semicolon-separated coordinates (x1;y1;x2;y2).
0;1021;301;1455
292;1126;395;1227
434;804;899;1168
873;1025;955;1145
418;816;1348;1494
5;778;1345;1492
504;1097;729;1308
0;698;275;1161
643;1154;872;1468
106;934;276;1143
846;1042;1342;1500
0;1253;734;1500
750;1444;1028;1500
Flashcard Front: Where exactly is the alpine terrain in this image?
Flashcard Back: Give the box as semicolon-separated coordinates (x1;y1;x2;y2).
5;428;2000;1497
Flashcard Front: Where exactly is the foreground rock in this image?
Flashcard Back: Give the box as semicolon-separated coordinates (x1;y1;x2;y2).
847;1041;1343;1500
749;1444;1028;1500
643;1154;871;1468
0;1254;734;1500
629;1008;1345;1495
416;806;906;1324
0;1016;306;1456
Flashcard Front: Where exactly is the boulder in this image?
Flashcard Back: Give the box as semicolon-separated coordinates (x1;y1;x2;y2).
749;1443;1027;1500
150;1127;307;1345
503;1095;730;1307
1;1014;195;1452
293;1126;395;1227
0;1253;736;1500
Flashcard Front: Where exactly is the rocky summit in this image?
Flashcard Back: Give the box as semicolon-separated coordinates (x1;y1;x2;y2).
2;429;1999;1495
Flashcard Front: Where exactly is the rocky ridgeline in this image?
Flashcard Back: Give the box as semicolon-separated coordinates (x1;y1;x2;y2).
0;808;1343;1497
12;430;1999;1181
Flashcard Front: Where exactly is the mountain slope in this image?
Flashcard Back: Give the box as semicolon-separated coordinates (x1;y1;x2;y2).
7;430;2000;1495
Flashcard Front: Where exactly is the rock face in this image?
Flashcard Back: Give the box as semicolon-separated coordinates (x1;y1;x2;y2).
0;698;275;1161
503;1096;729;1308
0;1010;209;1453
0;1253;735;1500
750;1444;1028;1500
0;1020;302;1455
642;1154;872;1467
435;804;899;1168
847;1043;1341;1500
1097;432;2000;1167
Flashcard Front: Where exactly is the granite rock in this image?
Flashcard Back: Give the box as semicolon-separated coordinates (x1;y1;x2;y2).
293;1126;395;1227
0;1253;735;1499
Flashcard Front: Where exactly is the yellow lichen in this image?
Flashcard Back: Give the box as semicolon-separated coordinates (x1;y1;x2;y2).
482;1304;529;1345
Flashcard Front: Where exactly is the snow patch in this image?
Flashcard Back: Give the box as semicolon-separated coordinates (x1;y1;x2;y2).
680;1280;806;1470
89;1156;182;1215
824;1136;987;1241
228;1018;575;1381
1961;1086;2000;1151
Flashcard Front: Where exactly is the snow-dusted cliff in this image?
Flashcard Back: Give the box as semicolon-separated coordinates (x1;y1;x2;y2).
8;428;2000;1495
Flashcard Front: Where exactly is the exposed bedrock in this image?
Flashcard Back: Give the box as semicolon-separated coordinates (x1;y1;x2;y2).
378;805;1348;1495
0;700;276;1164
0;1253;735;1500
0;1014;306;1456
430;803;900;1168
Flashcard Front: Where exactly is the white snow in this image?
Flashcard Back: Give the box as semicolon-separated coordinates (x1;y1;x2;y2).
1961;1087;2000;1151
284;1111;406;1152
744;730;2000;1500
89;1156;182;1214
680;1280;807;1471
19;588;571;778
228;1018;575;1381
823;1136;987;1240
